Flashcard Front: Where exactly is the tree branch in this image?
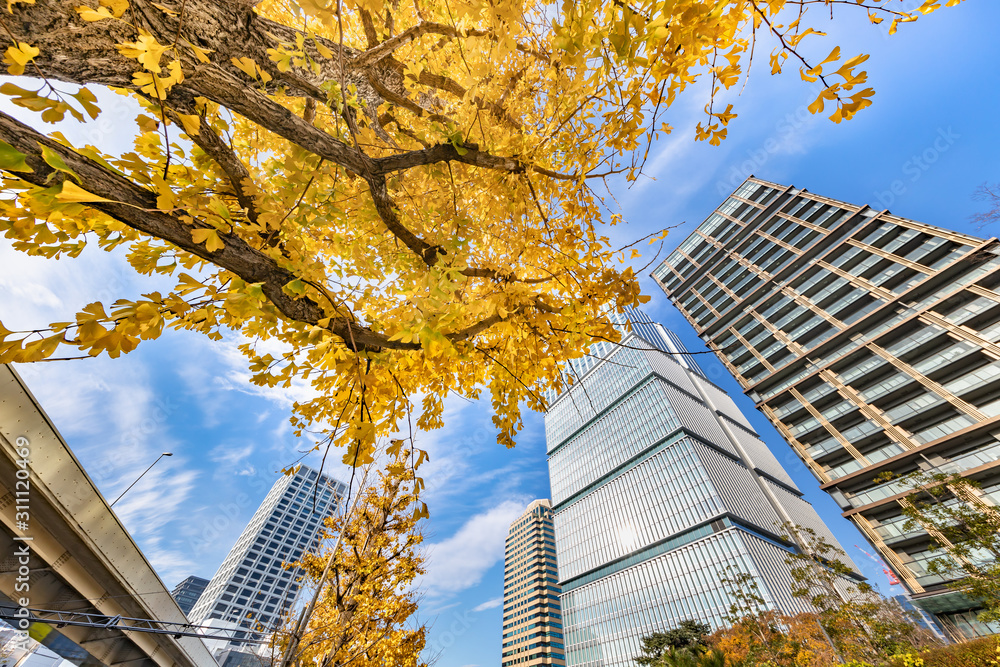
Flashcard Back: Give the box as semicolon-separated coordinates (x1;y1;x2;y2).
372;142;523;175
0;109;408;352
364;173;441;265
171;100;262;227
180;68;368;174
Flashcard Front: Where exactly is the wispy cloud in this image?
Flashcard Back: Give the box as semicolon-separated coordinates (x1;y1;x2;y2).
144;547;201;590
418;499;528;597
113;464;197;519
210;441;256;470
0;241;204;579
472;598;502;613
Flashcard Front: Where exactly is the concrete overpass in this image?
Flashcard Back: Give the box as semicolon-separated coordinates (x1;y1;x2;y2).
0;365;218;667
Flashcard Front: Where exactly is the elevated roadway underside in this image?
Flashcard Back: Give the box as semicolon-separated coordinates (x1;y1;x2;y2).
0;365;217;667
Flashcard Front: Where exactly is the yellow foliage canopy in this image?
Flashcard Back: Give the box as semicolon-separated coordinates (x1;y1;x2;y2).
279;453;426;667
0;0;961;468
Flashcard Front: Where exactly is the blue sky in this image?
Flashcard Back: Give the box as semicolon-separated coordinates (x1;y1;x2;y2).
2;3;1000;667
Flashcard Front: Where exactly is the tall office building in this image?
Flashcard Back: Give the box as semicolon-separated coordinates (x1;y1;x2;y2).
189;466;346;646
502;499;565;667
654;176;1000;636
545;310;861;667
171;575;210;616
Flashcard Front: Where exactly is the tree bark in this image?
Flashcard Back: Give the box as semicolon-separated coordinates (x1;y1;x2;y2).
1;0;542;350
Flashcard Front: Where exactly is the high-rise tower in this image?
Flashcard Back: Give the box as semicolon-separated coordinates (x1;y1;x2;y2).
654;176;1000;636
189;466;346;647
545;310;860;667
502;499;565;667
171;576;209;616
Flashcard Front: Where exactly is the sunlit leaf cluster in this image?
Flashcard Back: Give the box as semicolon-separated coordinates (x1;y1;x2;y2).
0;0;961;467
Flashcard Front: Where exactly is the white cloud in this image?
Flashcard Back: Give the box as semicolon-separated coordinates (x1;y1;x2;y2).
210;441;255;465
0;279;64;310
418;499;528;597
146;547;202;589
472;598;502;612
112;465;196;517
209;442;258;478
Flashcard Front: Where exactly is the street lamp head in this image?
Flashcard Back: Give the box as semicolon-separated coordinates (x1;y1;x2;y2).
111;452;175;507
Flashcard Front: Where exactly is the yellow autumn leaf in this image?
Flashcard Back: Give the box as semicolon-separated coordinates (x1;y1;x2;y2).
116;32;169;74
76;5;115;21
314;41;333;59
101;0;128;16
820;46;842;67
55;181;112;203
231;57;259;79
3;42;39;76
16;334;63;362
191;227;225;252
177;113;201;136
185;41;214;63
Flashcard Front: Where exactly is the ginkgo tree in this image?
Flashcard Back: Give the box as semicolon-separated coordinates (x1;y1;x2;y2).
275;447;427;667
0;0;961;471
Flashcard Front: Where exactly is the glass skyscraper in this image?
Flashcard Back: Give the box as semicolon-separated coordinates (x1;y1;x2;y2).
502;499;565;667
171;575;210;616
545;310;860;667
654;176;1000;636
189;466;346;646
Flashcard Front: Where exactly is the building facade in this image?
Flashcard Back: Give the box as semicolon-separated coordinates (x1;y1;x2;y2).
502;499;565;667
654;176;1000;636
189;466;346;647
170;575;210;616
545;310;860;667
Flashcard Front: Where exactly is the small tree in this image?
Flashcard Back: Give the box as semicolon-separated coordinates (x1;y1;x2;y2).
275;447;427;667
971;182;1000;229
897;471;1000;625
783;523;940;663
709;529;940;667
715;567;795;665
710;603;838;667
635;620;712;666
640;649;726;667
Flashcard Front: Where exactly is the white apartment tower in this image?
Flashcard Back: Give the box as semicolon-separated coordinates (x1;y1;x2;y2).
189;466;346;645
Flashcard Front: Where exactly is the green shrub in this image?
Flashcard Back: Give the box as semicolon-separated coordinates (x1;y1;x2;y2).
883;636;1000;667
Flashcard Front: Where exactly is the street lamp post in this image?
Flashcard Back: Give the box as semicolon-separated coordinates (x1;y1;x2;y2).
110;452;173;507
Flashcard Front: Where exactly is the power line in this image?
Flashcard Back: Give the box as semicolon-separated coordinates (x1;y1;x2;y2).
0;606;269;644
